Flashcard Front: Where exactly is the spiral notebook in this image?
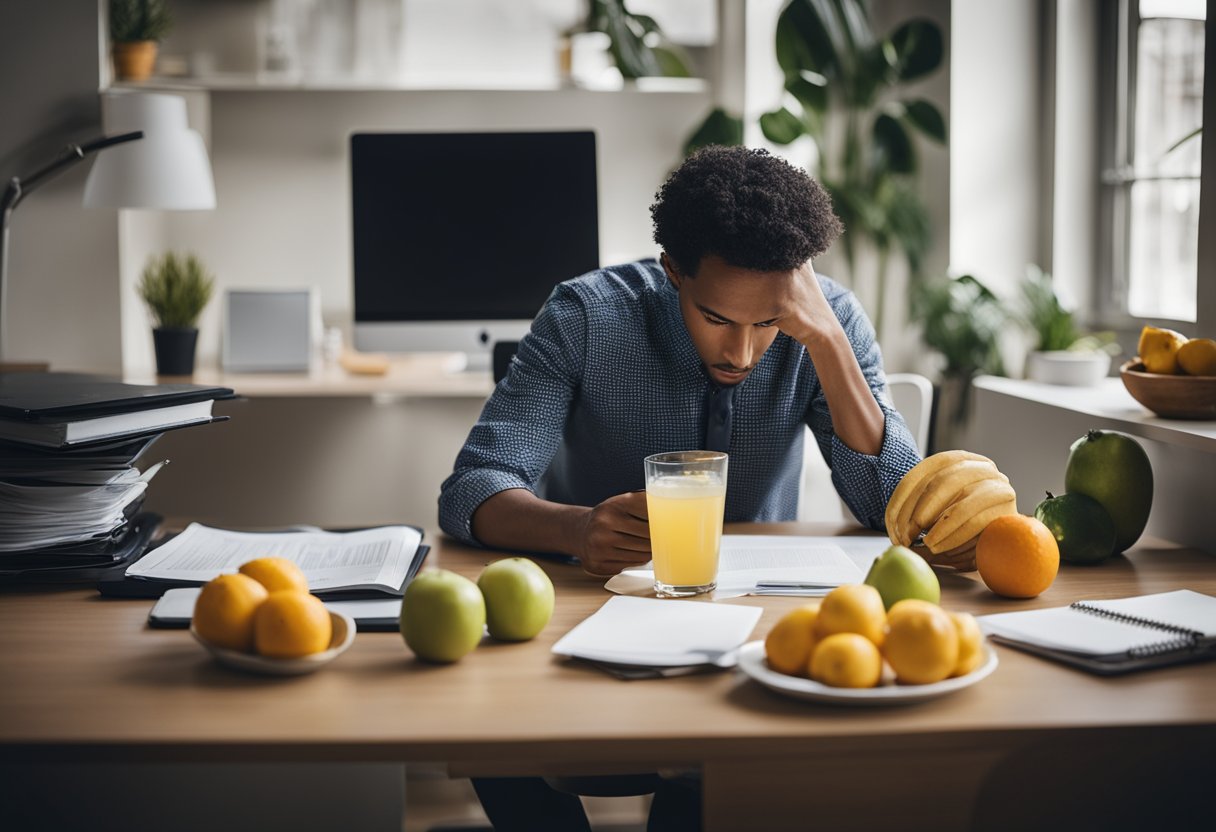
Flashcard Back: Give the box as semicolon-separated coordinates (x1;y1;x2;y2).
977;590;1216;675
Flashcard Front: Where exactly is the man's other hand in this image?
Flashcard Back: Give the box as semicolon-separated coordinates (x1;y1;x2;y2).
579;491;651;577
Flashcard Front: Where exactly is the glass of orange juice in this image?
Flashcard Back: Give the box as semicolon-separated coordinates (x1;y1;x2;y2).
644;451;728;597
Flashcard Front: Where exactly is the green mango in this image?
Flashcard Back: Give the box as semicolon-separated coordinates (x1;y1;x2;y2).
1064;430;1153;553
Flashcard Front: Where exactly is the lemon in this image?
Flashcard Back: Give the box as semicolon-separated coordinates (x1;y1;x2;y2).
193;573;270;652
764;603;820;677
239;557;309;593
949;611;985;677
813;584;887;647
254;591;333;658
809;633;883;688
882;599;959;685
1137;326;1187;374
1177;337;1216;376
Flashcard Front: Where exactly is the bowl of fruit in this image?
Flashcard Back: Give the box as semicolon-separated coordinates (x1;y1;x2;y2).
1120;327;1216;420
190;558;356;676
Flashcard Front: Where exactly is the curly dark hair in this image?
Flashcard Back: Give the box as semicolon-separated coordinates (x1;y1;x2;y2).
650;145;843;276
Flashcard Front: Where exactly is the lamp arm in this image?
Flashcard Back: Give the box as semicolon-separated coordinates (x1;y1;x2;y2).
3;130;144;213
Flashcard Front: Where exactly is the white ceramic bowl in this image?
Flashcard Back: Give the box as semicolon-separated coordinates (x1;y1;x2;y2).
1025;350;1112;386
191;610;356;676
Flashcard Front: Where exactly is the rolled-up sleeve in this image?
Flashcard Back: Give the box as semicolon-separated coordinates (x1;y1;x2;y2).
806;290;922;531
438;284;586;544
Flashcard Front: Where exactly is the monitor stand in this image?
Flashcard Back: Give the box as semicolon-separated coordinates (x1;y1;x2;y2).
441;351;492;375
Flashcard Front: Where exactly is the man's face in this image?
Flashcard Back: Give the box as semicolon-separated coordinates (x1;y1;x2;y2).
662;253;797;387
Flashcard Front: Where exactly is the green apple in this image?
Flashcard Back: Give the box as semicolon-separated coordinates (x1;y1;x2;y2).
399;569;486;663
863;544;941;610
477;557;556;641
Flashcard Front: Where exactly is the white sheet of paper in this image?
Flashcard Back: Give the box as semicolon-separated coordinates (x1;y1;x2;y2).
608;535;868;598
126;522;422;592
551;595;762;667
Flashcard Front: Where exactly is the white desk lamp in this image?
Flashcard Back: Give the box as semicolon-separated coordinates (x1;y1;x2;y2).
0;91;215;363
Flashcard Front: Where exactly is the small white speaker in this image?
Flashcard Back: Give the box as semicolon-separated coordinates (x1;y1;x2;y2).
222;289;314;372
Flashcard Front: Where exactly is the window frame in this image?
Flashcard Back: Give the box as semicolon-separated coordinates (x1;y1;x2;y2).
1097;0;1202;331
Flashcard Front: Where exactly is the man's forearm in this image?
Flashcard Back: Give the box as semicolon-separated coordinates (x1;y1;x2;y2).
803;327;886;456
470;488;590;558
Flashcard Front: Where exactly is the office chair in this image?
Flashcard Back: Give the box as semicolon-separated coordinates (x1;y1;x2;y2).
492;341;519;384
797;373;934;523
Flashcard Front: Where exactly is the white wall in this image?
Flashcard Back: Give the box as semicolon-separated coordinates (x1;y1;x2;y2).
0;0;122;372
950;0;1047;296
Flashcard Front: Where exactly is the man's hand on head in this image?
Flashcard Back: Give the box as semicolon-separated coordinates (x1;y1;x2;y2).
775;261;839;347
578;491;652;577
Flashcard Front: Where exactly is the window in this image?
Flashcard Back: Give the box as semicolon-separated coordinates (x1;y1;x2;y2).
1103;0;1204;323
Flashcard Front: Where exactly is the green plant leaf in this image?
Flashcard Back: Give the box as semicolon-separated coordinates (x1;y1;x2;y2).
872;113;915;174
787;75;829;114
911;274;1007;377
888;19;943;81
776;0;842;79
683;108;744;156
760;108;807;145
901;99;946;143
652;45;693;78
597;1;661;78
137;252;215;329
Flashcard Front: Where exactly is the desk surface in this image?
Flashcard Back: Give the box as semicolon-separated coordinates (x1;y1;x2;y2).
3;523;1214;828
128;353;495;399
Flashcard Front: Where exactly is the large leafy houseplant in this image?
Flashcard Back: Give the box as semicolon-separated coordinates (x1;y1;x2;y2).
685;0;945;334
910;273;1006;449
585;0;691;79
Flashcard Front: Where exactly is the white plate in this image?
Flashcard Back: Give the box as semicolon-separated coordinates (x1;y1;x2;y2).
191;611;356;676
736;640;998;706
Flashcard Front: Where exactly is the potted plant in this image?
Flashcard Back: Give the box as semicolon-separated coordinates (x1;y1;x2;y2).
1020;265;1118;386
138;252;214;376
110;0;172;82
683;0;946;336
910;274;1007;451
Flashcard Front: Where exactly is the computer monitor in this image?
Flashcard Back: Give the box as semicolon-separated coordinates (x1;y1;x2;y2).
350;131;599;369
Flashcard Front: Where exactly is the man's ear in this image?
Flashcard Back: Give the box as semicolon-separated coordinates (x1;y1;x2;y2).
660;252;682;290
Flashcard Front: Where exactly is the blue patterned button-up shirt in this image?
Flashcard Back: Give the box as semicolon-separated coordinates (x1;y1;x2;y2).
438;259;921;545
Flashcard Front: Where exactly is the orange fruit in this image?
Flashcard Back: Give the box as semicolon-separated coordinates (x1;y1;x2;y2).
253;591;333;658
814;584;887;647
239;557;309;593
764;603;821;677
808;633;883;688
975;514;1060;598
193;573;270;652
883;599;959;685
949;611;985;677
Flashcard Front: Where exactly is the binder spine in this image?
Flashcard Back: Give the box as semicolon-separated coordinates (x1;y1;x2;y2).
1069;600;1203;653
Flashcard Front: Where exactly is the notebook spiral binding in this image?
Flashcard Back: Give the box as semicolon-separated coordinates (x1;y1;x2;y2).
1070;600;1203;657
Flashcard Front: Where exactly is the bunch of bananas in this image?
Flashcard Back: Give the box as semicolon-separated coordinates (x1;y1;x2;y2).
884;451;1018;571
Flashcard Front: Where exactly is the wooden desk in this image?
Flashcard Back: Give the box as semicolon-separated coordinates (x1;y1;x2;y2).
2;523;1214;830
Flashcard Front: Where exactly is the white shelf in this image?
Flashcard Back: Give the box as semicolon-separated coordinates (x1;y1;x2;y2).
108;75;710;95
973;375;1216;452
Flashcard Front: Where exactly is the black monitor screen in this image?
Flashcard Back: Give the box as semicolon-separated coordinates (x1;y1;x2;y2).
351;131;599;322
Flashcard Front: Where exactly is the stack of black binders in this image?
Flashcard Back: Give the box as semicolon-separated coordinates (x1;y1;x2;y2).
0;372;234;584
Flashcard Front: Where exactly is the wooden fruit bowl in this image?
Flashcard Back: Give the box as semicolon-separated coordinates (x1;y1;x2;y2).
1120;360;1216;420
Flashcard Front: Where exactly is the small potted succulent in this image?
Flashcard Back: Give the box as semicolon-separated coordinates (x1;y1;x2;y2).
138;252;214;376
1020;265;1118;386
110;0;173;81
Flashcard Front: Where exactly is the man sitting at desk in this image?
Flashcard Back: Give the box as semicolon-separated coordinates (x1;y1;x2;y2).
439;145;921;575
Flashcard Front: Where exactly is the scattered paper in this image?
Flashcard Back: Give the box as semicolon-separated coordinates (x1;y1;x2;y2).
606;535;872;598
552;595;762;668
127;522;422;592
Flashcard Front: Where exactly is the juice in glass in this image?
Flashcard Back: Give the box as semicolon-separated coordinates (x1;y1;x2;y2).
644;451;728;597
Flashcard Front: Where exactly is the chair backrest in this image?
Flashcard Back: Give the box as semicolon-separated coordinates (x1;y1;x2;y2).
492;341;519;384
797;372;934;522
884;372;934;455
